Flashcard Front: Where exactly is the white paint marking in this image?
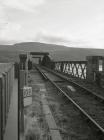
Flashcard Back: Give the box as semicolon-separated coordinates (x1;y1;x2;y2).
40;88;46;92
67;85;76;92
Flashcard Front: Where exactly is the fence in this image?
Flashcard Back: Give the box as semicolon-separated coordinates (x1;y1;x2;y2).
0;63;14;140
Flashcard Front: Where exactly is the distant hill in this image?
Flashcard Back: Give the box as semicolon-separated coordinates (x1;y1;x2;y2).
50;48;104;61
0;50;20;63
14;42;104;61
14;42;67;52
0;42;104;62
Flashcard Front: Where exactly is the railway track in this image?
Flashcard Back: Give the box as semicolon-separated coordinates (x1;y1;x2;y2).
43;67;104;102
35;65;104;139
64;77;104;99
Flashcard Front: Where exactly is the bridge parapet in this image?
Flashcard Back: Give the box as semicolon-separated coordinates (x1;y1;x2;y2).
43;55;104;86
0;63;14;140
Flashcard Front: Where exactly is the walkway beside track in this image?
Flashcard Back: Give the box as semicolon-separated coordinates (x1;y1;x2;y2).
4;79;18;140
23;70;62;140
40;84;62;140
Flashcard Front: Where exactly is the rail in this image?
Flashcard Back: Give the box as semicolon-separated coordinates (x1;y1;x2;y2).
36;66;104;138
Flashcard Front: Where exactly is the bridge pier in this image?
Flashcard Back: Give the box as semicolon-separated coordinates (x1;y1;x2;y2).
86;56;104;84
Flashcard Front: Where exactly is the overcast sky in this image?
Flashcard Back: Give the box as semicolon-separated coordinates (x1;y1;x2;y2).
0;0;104;48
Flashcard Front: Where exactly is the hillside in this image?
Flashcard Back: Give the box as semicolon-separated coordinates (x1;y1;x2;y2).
50;48;104;61
0;50;20;62
14;42;104;61
14;42;67;52
0;42;104;62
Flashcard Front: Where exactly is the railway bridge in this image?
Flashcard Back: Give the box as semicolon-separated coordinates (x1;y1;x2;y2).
1;52;104;140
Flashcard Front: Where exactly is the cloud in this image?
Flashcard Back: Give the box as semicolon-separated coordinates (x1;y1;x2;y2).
0;0;104;49
0;3;23;42
1;0;45;12
34;31;90;48
0;4;7;30
35;32;68;43
0;22;22;40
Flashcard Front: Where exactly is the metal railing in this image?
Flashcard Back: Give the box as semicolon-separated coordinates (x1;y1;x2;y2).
51;61;87;79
